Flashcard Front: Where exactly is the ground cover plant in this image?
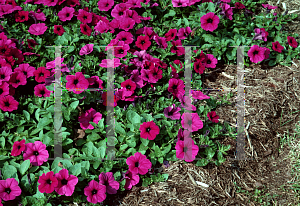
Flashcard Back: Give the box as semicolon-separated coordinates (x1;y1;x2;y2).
0;0;299;205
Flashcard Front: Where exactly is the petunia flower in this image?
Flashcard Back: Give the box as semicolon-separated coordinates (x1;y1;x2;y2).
8;72;27;88
164;104;181;120
207;111;219;123
84;180;106;204
272;41;284;53
181;112;203;132
0;66;12;84
139;120;160;140
79;44;94;55
11;139;26;156
98;0;114;11
219;3;233;20
123;170;139;190
247;45;265;63
78;107;102;130
54;168;78;196
126;152;152;175
0;95;18;112
34;84;52;98
77;9;92;24
54;25;65;36
191;90;210;100
23;141;49;166
99;58;121;68
204;54;218;68
33;67;50;83
116;31;134;45
168;78;185;99
165;29;177;41
177;26;192;40
171;0;189;7
201;12;219;32
58;6;75;21
98;172;119;194
176;128;191;142
121;79;136;93
175;137;199;162
28;23;47;35
0;82;9;97
38;171;58;193
287;36;298;48
66;72;89;94
15;10;29;22
0;178;22;201
253;28;269;42
14;63;35;78
170;39;185;56
135;35;151;50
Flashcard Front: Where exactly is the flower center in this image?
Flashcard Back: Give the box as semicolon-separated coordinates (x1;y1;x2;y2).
74;79;79;85
126;85;131;89
0;74;4;79
122;38;126;41
188;120;192;125
207;60;211;64
207;18;213;23
66;13;70;17
141;40;145;44
61;179;68;185
46;179;52;184
17;145;21;150
33;151;39;156
39;73;44;77
119;11;123;16
92;189;97;195
253;50;258;55
135;162;139;167
183;146;188;153
40;90;45;95
146;127;151;132
106;3;109;7
4;102;9;107
172;85;177;90
5;188;11;194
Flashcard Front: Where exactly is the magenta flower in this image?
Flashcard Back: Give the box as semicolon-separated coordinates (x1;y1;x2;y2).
54;168;78;196
94;21;109;34
0;82;9;97
172;0;189;7
177;128;191;142
77;9;92;24
262;4;277;10
98;0;114;11
43;0;58;6
164;104;181;120
8;72;27;88
264;47;270;60
170;39;185;56
14;63;35;78
98;172;119;194
46;57;64;69
168;78;185;99
234;2;245;9
139;121;160;140
99;58;121;68
33;67;50;83
253;28;269;41
219;3;233;20
272;41;284;53
287;36;298;48
66;72;89;94
11;139;26;156
116;31;134;45
58;7;75;21
177;94;197;111
0;66;12;85
23;141;49;166
121;79;136;93
54;25;65;36
0;95;19;112
191;90;210;100
123;170;139;190
111;3;128;20
153;35;168;49
79;44;94;55
87;76;104;89
204;54;218;68
84;180;106;204
126;0;143;8
0;178;22;201
201;12;220;32
38;171;58;193
135;35;151;50
34;84;52;98
165;29;177;41
194;60;205;74
126;152;152;175
207;111;219;123
247;45;265;63
28;23;47;35
181;113;203;132
80;24;92;36
114;41;130;58
78;107;102;130
177;26;192;40
175;138;199;162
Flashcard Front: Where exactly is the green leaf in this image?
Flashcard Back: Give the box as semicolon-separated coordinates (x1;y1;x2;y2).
176;18;182;27
207;2;215;12
120;144;128;151
115;121;126;135
69;100;79;110
195;159;209;166
2;165;19;183
66;46;75;53
82;142;94;156
205;147;215;160
140;137;149;147
126;110;141;124
23;110;30;121
0;136;5;149
183;18;189;26
202;34;215;43
169;10;176;16
98;139;106;158
69;163;81;176
87;132;101;141
19;160;31;176
81;161;90;177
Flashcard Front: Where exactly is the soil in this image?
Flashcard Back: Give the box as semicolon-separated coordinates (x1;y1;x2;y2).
67;0;300;205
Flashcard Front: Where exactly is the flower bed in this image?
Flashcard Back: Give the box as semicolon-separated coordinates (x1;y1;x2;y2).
0;0;299;205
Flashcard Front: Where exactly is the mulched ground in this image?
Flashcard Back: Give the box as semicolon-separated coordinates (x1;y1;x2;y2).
67;0;300;205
